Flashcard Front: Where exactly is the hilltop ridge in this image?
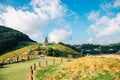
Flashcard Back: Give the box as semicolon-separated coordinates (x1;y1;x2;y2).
0;25;35;54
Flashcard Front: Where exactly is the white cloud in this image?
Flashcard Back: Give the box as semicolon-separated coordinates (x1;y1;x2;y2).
87;0;120;44
88;38;94;44
88;13;120;37
114;0;120;8
87;11;100;21
0;0;67;42
30;32;43;40
30;0;66;19
48;29;72;43
100;0;120;16
100;2;113;16
0;6;48;33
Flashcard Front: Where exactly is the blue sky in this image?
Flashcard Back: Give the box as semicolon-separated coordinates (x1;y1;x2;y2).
0;0;120;44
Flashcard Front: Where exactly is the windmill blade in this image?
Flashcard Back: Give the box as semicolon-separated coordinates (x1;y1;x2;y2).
46;34;49;39
42;35;45;37
46;34;48;37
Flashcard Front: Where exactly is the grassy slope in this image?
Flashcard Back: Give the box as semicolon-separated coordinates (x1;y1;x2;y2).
0;43;80;61
0;57;66;80
0;41;36;55
0;26;35;55
48;43;80;54
0;42;39;61
36;55;120;80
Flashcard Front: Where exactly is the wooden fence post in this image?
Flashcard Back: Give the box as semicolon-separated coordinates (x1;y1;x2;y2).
72;78;77;80
27;55;30;60
16;56;18;62
30;66;33;80
39;62;41;67
53;59;55;65
61;58;63;63
34;63;36;70
17;56;19;62
46;60;48;67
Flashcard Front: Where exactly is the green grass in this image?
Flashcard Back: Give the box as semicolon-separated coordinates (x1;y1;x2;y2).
0;57;66;80
36;65;59;80
0;43;80;62
0;42;36;56
0;43;40;61
36;55;120;80
91;70;115;80
47;43;80;55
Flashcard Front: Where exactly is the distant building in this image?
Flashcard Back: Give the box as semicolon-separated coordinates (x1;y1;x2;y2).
94;48;99;51
109;48;113;51
86;53;90;56
85;49;91;52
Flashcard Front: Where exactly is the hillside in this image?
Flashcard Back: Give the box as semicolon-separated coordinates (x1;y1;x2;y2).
0;43;81;62
0;25;35;54
36;55;120;80
45;43;81;57
63;43;120;54
0;43;38;62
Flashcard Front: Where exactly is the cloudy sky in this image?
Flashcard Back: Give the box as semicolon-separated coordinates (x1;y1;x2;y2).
0;0;120;44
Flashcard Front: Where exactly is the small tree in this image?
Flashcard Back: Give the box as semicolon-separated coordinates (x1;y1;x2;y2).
45;48;54;56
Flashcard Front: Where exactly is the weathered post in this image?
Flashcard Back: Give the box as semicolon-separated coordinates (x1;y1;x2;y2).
16;56;18;62
34;63;36;70
46;60;48;67
30;66;33;80
39;62;41;67
27;55;30;60
61;58;63;63
53;59;55;65
72;78;77;80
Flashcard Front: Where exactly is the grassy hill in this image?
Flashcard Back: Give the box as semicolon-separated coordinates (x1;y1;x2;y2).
48;43;79;54
0;43;81;62
0;25;35;55
0;42;39;62
36;55;120;80
46;43;81;57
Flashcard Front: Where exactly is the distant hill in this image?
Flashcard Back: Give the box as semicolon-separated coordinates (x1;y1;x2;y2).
0;25;35;55
62;43;120;54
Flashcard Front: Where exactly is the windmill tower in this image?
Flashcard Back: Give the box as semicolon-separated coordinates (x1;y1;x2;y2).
43;35;48;46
